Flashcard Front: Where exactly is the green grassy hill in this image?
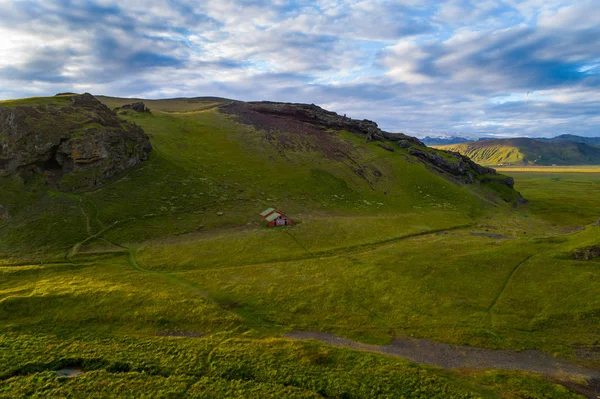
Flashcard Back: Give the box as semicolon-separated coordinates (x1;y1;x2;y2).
1;94;599;398
0;94;522;261
436;138;600;166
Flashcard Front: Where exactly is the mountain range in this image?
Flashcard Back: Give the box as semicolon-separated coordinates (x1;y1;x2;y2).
434;135;600;166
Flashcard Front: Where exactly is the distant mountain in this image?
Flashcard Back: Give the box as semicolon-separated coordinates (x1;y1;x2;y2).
435;138;600;166
421;136;470;146
542;134;600;146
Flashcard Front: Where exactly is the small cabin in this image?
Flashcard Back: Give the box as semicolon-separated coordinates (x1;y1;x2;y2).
260;208;292;227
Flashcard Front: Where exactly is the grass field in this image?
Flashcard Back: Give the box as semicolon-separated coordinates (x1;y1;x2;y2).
1;97;599;397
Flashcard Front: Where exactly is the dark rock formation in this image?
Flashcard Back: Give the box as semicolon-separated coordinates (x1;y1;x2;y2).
0;93;152;189
224;102;387;142
116;102;151;113
382;132;424;147
220;101;525;202
408;147;492;181
572;245;600;260
407;147;526;202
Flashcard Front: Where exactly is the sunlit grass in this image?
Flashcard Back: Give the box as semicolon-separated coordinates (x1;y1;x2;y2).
1;96;598;397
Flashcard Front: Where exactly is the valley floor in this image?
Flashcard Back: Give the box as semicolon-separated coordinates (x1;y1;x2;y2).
1;169;599;398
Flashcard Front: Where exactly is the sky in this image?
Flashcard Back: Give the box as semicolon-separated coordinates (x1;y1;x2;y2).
0;0;599;138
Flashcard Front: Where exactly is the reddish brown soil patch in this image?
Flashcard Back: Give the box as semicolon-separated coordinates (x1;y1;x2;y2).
220;102;383;188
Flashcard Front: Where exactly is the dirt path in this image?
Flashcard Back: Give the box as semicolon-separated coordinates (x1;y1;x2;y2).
288;331;600;387
100;237;216;302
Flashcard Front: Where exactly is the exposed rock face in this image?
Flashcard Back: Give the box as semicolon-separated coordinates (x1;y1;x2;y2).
573;245;600;260
408;147;497;182
116;102;151;113
0;93;152;189
225;102;391;142
220;101;525;202
406;147;526;202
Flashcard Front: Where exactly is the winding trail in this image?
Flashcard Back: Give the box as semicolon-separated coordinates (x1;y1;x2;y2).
63;198;600;397
287;331;600;382
101;237;215;303
67;202;269;327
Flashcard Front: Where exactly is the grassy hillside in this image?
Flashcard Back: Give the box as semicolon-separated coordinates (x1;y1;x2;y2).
0;95;520;261
436;138;600;166
1;95;599;398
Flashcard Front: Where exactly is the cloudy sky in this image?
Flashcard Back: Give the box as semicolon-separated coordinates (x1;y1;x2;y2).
1;0;599;137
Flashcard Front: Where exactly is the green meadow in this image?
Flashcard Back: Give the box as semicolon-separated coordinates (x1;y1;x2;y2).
1;97;599;398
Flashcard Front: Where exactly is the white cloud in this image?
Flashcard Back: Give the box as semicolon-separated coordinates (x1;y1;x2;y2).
0;0;599;137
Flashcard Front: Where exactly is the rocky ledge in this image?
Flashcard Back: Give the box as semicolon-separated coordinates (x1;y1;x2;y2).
231;101;423;146
221;101;523;201
0;93;152;190
115;101;151;113
573;245;600;260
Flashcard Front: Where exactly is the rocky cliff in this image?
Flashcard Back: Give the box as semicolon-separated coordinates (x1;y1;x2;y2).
0;93;151;190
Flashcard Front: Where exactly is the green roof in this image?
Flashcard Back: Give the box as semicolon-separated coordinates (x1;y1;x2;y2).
265;212;282;222
260;208;275;217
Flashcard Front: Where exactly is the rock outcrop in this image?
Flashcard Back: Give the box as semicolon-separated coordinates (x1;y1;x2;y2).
220;101;524;202
0;93;152;189
224;102;419;143
408;147;500;182
115;102;151;113
573;245;600;260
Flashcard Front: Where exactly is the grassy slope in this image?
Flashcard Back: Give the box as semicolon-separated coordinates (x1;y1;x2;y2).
1;96;599;397
437;138;600;166
0;96;485;260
